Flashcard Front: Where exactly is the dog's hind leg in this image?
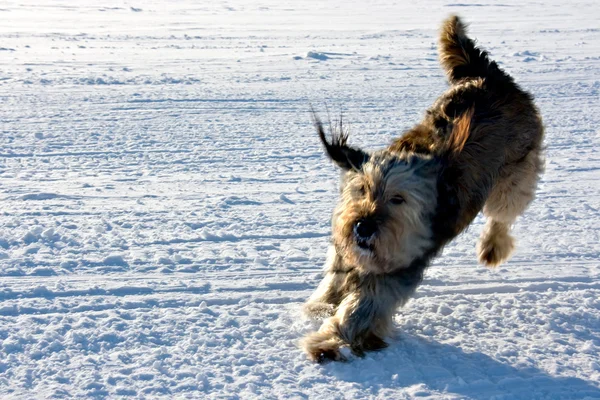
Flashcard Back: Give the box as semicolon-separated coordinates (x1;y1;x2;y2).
478;149;543;266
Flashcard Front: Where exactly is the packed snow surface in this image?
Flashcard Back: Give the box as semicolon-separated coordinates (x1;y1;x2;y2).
1;0;599;398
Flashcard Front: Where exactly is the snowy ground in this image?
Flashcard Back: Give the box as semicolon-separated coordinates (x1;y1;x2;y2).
1;0;599;398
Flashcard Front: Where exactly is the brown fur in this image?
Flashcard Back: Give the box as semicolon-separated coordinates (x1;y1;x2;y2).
302;15;544;362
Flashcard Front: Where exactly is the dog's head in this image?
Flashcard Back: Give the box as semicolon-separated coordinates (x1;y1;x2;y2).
316;118;439;274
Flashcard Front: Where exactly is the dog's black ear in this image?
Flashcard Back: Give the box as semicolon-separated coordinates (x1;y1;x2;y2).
313;114;368;171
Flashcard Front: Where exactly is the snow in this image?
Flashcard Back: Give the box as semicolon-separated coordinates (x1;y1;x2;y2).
1;0;599;398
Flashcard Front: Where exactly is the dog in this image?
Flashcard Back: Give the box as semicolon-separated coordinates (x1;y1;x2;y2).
301;15;544;363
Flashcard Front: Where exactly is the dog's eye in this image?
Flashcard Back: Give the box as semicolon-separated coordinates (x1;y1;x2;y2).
390;195;405;205
357;184;366;196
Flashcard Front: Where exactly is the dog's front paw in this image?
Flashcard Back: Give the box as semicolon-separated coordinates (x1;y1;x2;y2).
301;330;348;363
302;301;335;320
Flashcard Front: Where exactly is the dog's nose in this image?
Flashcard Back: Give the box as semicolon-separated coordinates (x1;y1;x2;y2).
354;219;377;239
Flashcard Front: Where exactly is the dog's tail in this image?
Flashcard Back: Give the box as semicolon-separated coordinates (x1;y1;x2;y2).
439;16;511;84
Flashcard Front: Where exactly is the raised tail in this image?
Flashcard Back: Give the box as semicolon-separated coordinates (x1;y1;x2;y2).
438;15;511;85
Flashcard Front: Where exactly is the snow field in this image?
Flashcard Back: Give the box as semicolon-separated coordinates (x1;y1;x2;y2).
1;0;599;398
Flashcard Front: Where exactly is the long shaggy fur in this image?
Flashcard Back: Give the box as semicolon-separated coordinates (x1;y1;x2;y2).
302;15;544;362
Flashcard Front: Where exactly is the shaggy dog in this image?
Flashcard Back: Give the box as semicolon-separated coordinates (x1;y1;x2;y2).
302;15;544;362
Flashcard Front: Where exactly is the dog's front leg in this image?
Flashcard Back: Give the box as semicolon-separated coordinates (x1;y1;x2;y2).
302;270;345;320
301;290;389;362
302;248;349;320
302;274;415;362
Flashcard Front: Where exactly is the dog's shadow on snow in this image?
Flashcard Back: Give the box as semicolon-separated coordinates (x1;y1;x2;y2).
323;332;600;399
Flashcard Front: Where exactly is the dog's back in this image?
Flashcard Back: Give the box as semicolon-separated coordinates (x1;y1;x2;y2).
392;16;544;256
437;15;544;158
393;16;542;156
